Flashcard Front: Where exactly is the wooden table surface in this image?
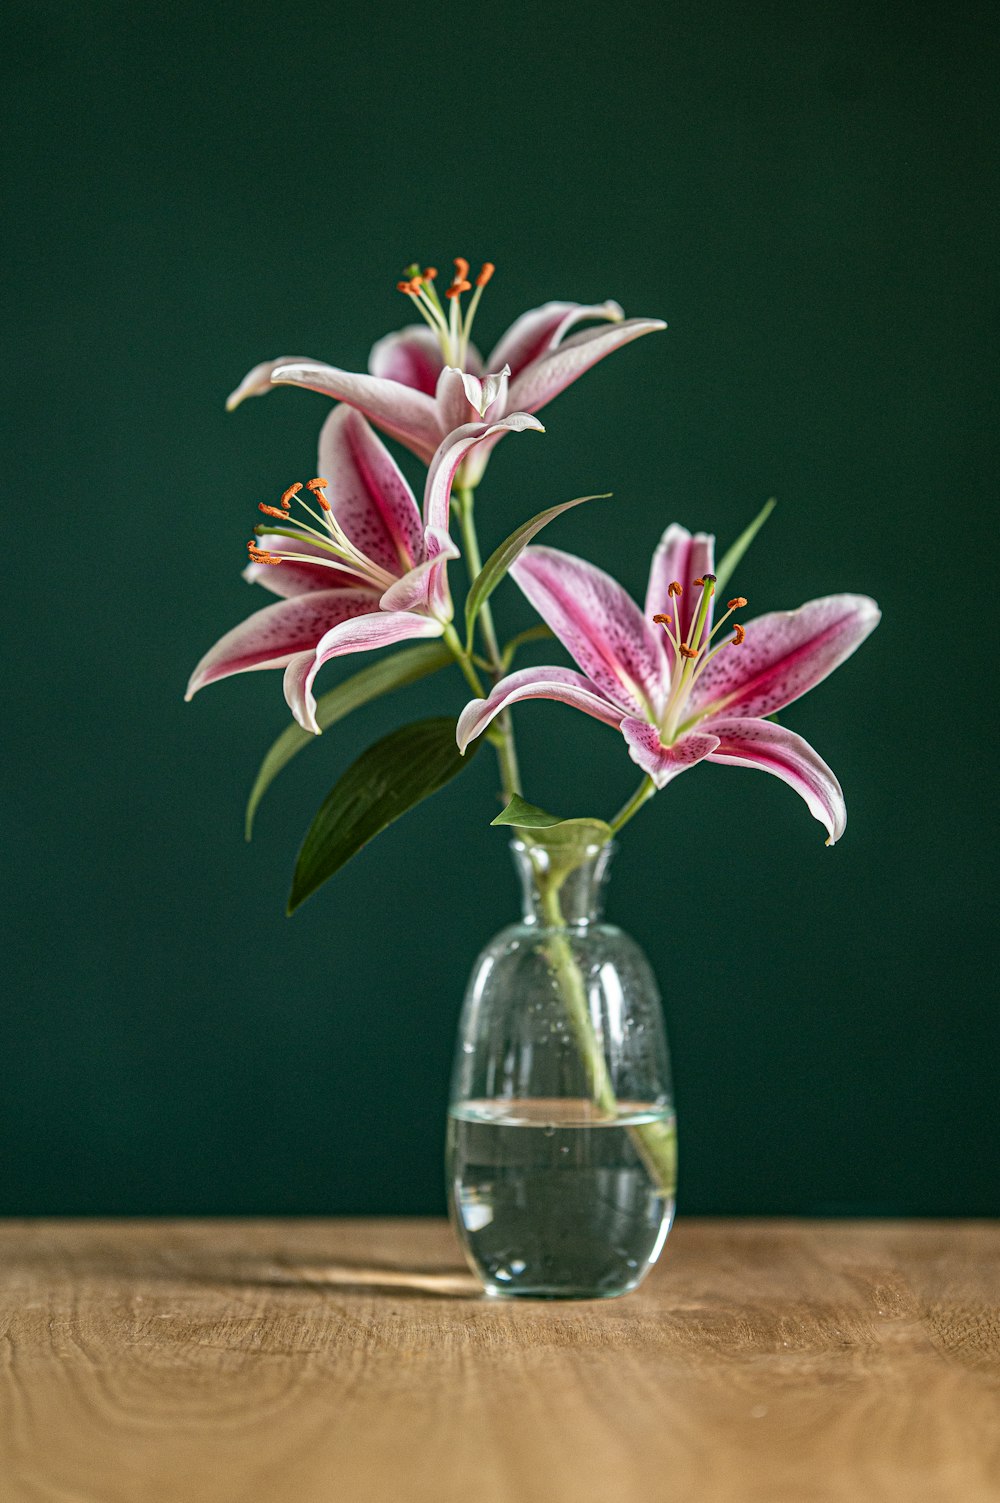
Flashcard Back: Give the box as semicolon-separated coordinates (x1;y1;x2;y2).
1;1219;998;1502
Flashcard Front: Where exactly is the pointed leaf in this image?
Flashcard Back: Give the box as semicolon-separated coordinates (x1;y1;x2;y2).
491;794;566;829
492;795;613;851
245;643;452;839
288;717;477;912
715;497;776;593
464;494;609;643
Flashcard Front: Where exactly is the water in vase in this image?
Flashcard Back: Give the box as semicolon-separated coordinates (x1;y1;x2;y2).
448;1098;676;1299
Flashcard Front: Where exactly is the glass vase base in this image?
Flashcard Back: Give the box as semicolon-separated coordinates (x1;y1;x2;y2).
449;1099;675;1300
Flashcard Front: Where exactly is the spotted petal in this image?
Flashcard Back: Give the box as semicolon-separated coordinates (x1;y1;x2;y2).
692;594;881;723
620;721;720;788
318;407;425;577
506;318;667;415
269;362;441;462
511;546;669;718
456;666;625;754
645;524;716;652
185;588;381;699
368;325;445;396
706;717;847;845
487;301;625;376
283;611;445;734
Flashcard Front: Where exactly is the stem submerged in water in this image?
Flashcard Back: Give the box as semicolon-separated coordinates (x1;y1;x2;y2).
536;867;676;1197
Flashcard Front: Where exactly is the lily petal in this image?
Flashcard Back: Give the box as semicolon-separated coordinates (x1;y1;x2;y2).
620;720;720;788
283;611;445;734
270;362;441;461
506;317;667;414
487;301;625;376
226;357;316;412
706;717;847;845
423;413;544;533
185;588;381;700
645;524;716;651
378;528;460;617
456;666;625;754
511;545;669;718
435;366;480;436
318;407;425;576
368;325;444;396
692;594;881;722
242;533;358;599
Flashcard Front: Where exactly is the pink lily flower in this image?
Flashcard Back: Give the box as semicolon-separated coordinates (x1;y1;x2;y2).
456;527;880;844
186;406;541;732
225;257;665;484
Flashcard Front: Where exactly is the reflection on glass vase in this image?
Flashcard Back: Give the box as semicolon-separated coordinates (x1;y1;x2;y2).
447;835;676;1299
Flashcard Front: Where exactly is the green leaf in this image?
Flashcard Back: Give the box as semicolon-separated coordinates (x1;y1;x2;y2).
287;717;477;913
715;497;776;593
464;494;609;644
245;642;452;840
491;795;613;851
491;794;566;829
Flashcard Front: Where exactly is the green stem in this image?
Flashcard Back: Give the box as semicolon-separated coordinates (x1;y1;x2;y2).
535;867;676;1196
609;775;657;835
442;624;485;699
456;487;501;666
456;485;522;799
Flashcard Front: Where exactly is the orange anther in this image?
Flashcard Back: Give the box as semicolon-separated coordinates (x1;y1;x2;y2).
247;541;282;566
316;495;331;510
423;267;438;280
732;623;746;645
445;281;471;299
453;256;470;280
679;644;699;659
258;503;288;519
727;596;748;610
652;613;673;626
476;262;495;287
306;478;328;491
667;581;683;597
397;280;414;293
281;483;303;505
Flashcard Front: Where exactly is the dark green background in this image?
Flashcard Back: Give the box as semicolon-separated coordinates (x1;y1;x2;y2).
4;1;995;1216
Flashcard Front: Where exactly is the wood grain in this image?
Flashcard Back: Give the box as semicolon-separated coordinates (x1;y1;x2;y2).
1;1219;998;1502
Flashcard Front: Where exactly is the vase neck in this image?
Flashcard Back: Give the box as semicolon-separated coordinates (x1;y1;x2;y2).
511;838;614;926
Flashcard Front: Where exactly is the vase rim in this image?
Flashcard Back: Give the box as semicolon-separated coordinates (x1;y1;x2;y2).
507;833;617;858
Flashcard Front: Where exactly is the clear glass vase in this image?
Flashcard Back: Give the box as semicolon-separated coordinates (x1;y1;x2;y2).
447;835;676;1299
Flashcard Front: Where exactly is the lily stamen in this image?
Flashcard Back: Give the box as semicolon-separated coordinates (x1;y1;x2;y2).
395;254;498;371
250;479;399;594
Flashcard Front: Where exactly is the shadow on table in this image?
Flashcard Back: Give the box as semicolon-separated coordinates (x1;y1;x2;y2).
242;1257;483;1300
0;1235;484;1301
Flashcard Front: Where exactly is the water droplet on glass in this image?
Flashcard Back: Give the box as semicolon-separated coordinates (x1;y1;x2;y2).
493;1267;512;1282
510;1259;526;1275
543;1125;556;1137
